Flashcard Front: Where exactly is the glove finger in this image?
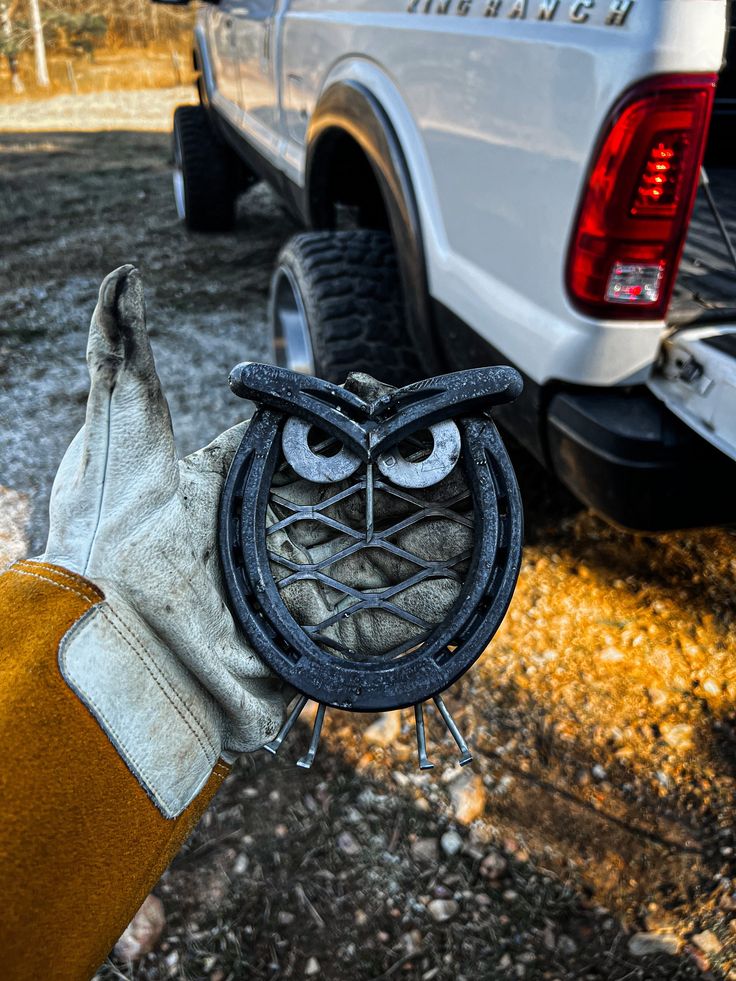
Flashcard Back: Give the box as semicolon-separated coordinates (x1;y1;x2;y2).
84;265;177;501
45;268;178;569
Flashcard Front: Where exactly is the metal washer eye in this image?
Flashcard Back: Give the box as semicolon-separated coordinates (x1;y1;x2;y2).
282;416;362;483
376;420;462;488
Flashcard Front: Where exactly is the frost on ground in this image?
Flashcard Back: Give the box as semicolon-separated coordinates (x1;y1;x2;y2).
0;485;30;567
0;125;295;555
2;95;736;981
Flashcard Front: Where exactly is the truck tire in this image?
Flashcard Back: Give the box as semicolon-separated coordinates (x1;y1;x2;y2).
172;104;238;232
269;230;422;387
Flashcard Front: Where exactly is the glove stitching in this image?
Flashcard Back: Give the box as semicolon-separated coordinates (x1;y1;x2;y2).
60;611;178;816
9;567;101;607
16;560;104;600
12;564;217;761
99;605;217;762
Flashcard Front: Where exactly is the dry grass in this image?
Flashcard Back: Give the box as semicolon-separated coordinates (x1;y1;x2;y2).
0;43;196;104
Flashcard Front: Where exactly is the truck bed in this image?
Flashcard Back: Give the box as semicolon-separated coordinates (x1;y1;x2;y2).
669;167;736;326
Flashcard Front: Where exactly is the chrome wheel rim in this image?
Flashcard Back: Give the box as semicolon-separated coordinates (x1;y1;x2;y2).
172;131;186;220
271;265;315;375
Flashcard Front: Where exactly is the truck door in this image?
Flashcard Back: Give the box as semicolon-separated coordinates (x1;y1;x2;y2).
206;0;242;109
230;0;283;159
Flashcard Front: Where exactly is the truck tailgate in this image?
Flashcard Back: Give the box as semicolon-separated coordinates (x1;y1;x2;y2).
650;327;736;464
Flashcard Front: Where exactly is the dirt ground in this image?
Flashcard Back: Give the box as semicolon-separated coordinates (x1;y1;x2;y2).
2;90;736;981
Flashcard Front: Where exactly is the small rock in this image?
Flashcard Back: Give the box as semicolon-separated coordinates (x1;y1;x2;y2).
402;929;422;955
502;889;518;902
337;832;360;856
692;930;721;955
441;830;463;857
661;722;694;753
600;646;624;663
305;956;321;976
592;764;607;781
702;678;721;696
278;911;295;926
495;774;514;796
449;772;486;825
411;837;439;864
233;853;248;875
480;850;508;881
427;899;458;923
558;935;578;956
363;712;401;747
720;893;736;911
628;932;680;957
687;946;711;972
647;686;669;708
114;894;166;962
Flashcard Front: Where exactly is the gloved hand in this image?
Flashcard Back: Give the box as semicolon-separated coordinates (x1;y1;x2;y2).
40;264;471;818
41;264;285;817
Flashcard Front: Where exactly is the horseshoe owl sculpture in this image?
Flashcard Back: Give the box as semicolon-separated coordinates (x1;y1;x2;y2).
219;363;524;770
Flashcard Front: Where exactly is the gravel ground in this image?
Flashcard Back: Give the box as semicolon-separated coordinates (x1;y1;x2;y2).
2;91;736;981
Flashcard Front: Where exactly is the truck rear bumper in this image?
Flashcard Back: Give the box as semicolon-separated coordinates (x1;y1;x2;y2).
547;386;736;531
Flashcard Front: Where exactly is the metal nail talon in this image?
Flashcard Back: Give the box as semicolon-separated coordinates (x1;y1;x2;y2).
264;694;308;755
433;694;473;766
297;702;326;769
414;703;434;770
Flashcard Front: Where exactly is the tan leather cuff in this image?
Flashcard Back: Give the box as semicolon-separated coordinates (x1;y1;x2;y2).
0;560;228;980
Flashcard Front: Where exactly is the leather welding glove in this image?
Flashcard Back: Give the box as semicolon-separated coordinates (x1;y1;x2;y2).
0;265;286;981
40;265;286;814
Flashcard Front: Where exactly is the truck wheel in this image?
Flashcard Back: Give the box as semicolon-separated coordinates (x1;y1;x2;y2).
172;105;238;232
269;230;422;386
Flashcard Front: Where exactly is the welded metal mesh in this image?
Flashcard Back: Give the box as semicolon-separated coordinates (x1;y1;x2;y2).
266;435;474;663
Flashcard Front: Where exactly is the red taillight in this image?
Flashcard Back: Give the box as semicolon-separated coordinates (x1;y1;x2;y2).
566;75;717;320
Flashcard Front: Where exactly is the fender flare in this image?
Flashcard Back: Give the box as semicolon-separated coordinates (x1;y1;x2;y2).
306;80;440;374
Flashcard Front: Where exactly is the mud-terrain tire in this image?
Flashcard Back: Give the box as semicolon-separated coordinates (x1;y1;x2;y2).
172;105;239;232
269;230;422;387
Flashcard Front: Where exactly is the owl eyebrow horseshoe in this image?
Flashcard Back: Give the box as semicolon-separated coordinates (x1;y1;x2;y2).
227;361;523;457
219;362;525;771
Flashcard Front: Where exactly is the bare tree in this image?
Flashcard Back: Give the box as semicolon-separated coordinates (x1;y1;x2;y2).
0;0;24;93
27;0;48;86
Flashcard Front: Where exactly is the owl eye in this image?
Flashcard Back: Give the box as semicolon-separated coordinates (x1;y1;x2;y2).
281;417;362;483
376;420;461;488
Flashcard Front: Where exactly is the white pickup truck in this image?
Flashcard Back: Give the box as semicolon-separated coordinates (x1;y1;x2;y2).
156;0;736;531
